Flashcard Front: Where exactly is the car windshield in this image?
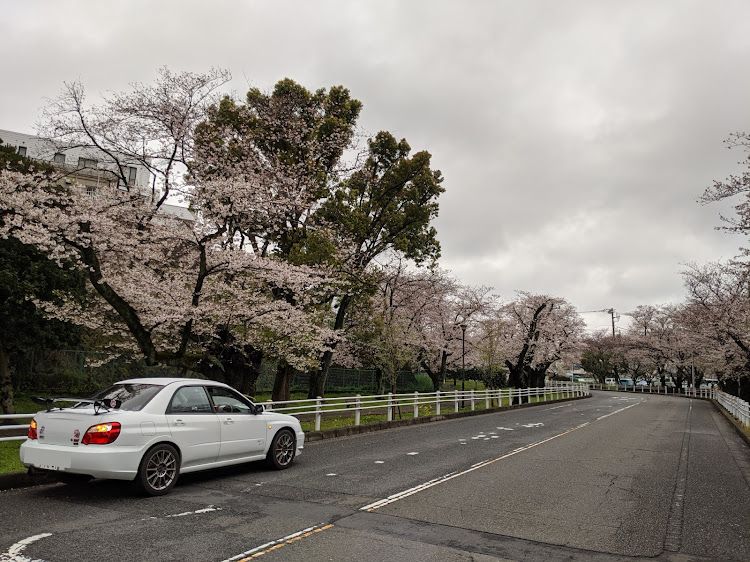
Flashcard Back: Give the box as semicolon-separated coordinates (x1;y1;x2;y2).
75;383;163;412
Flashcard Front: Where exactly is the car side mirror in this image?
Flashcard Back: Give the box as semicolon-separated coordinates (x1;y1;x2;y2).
254;404;264;415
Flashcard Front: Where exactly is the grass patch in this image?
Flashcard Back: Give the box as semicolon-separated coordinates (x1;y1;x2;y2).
0;441;24;473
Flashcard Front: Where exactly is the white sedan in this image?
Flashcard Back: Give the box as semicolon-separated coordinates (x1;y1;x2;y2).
20;378;304;495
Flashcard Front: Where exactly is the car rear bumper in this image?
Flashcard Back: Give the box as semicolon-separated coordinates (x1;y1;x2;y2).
20;440;141;481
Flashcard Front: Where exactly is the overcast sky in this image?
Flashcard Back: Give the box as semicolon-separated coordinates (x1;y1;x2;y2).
2;1;750;332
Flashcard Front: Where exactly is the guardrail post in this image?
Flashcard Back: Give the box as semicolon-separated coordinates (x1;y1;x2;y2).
387;393;393;421
454;390;459;413
485;390;490;410
470;389;475;411
436;391;441;415
414;391;419;418
315;396;322;431
355;394;361;426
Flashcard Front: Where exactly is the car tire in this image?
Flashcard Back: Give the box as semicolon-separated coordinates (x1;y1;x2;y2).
266;429;295;470
136;443;180;496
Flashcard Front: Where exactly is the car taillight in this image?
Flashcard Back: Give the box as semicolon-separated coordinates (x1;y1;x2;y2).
82;422;121;445
28;419;37;440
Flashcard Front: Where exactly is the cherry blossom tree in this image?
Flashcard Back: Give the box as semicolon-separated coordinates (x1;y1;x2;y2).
0;70;344;397
502;292;584;390
700;132;750;249
682;262;750;400
189;78;363;398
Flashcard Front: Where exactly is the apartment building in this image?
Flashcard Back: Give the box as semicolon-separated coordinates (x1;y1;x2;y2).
0;128;192;220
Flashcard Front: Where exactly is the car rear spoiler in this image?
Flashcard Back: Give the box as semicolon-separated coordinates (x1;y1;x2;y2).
31;396;123;414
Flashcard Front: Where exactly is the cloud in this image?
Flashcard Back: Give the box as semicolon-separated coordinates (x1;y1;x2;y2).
2;0;750;318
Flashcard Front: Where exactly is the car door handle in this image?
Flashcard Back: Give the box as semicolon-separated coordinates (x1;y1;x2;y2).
174;419;186;426
224;418;234;425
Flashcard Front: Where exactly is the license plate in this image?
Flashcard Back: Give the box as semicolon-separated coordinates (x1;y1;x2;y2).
27;449;71;470
38;462;70;471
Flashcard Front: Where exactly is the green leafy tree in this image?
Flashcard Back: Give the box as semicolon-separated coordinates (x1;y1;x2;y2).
308;132;444;397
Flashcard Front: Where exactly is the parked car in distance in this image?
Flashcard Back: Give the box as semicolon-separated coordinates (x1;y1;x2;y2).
20;378;304;495
635;380;648;386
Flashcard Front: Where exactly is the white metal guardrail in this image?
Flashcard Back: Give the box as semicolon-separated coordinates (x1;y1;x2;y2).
584;382;750;429
0;413;34;442
585;383;717;399
0;385;589;440
716;390;750;428
263;385;589;431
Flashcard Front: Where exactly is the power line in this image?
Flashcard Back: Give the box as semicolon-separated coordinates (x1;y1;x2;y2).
581;308;619;338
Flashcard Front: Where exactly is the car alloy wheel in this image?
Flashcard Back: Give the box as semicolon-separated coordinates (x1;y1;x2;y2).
138;444;179;495
268;429;295;469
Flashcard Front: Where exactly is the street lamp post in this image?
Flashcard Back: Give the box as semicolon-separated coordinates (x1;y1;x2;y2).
460;323;467;409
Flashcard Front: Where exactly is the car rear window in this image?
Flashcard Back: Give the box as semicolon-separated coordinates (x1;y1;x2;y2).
80;383;163;412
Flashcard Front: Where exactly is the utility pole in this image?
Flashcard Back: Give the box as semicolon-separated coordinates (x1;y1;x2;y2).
607;308;616;338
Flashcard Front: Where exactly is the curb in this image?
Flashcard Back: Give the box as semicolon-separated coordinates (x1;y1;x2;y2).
711;399;750;448
0;394;591;491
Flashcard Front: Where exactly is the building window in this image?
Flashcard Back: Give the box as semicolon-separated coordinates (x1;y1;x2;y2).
85;185;96;198
17;146;26;156
126;166;137;185
78;157;98;169
53;153;66;164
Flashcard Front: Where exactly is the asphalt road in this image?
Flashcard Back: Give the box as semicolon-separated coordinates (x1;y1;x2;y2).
1;391;748;561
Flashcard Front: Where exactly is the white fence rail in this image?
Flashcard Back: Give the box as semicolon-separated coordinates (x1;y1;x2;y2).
263;385;589;431
0;385;589;441
716;390;750;428
585;383;717;400
3;384;747;440
0;413;34;443
584;382;750;429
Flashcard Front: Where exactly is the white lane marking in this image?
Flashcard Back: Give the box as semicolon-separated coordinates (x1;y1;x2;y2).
361;401;642;512
141;505;222;521
522;423;544;428
407;452;419;456
375;461;385;464
221;524;333;562
326;473;337;476
496;427;514;431
0;533;51;562
597;401;642;420
545;405;568;411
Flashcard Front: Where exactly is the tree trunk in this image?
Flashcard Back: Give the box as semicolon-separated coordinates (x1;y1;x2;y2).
240;350;263;397
437;350;448;391
0;343;15;415
528;365;548;388
272;362;292;402
307;295;352;399
375;367;385;395
420;350;446;392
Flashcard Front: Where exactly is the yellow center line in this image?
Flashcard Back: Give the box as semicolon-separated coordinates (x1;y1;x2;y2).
228;524;335;561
